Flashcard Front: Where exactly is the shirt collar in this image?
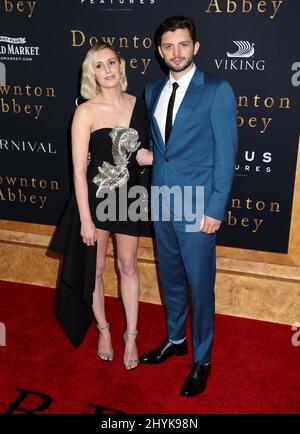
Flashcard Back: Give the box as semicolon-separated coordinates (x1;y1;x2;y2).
168;63;196;92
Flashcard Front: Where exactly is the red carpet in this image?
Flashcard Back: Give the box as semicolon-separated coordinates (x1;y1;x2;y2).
0;280;299;414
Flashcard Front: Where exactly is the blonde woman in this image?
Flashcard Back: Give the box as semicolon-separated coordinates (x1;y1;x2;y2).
50;42;152;370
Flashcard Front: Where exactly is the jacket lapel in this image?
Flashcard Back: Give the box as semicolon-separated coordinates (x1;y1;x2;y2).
150;77;168;150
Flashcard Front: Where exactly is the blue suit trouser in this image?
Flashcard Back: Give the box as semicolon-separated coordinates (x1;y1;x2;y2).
154;220;216;364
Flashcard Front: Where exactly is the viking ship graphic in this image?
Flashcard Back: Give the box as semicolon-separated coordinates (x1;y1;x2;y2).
227;41;255;58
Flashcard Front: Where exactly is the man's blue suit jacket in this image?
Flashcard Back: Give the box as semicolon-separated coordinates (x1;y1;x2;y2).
145;67;238;222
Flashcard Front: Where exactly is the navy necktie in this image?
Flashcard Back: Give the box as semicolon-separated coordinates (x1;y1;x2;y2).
165;82;179;145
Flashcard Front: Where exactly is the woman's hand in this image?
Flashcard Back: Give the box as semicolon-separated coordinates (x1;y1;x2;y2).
80;220;97;246
136;148;153;166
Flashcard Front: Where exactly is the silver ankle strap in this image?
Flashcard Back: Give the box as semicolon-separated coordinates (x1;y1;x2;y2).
125;330;138;336
97;322;110;332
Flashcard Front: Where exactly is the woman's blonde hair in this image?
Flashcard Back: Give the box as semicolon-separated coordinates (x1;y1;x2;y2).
80;41;127;100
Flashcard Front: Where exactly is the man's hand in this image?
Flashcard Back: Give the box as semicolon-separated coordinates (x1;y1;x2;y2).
200;215;222;234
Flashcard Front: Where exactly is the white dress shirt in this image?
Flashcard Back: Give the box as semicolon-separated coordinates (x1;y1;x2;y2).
154;64;196;144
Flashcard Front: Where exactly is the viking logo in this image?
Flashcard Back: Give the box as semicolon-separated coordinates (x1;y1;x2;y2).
227;41;255;58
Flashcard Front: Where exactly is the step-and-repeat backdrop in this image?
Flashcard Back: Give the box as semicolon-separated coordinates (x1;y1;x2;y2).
0;0;299;253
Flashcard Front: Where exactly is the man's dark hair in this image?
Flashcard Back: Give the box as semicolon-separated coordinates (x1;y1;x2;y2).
155;16;197;47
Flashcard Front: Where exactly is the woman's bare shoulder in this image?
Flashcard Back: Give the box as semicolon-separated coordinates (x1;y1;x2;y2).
74;100;103;124
75;100;96;114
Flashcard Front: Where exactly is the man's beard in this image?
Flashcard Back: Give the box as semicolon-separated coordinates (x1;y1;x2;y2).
165;55;194;73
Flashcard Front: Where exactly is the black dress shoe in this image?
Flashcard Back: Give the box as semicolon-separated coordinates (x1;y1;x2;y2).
139;339;188;364
180;362;211;397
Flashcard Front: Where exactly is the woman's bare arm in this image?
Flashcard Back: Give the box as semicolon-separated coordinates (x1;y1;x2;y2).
71;104;97;245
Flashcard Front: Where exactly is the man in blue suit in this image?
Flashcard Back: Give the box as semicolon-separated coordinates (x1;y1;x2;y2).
139;16;238;397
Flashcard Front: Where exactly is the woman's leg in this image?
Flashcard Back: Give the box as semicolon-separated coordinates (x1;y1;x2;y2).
115;233;139;370
93;228;112;361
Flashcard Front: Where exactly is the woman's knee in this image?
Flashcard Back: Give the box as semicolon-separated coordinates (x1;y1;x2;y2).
117;258;137;277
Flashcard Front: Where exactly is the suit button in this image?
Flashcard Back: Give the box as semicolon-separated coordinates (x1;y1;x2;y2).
165;157;169;162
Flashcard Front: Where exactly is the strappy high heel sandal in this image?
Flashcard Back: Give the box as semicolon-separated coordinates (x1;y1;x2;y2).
97;323;114;362
123;330;139;370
